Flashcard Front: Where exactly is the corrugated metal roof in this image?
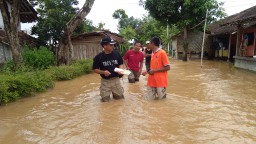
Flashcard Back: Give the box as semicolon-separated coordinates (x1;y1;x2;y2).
1;0;38;23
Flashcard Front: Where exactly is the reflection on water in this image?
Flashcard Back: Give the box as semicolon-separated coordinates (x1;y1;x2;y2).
0;59;256;144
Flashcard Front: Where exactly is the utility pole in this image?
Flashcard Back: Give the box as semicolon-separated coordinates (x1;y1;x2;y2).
201;9;208;67
167;19;169;54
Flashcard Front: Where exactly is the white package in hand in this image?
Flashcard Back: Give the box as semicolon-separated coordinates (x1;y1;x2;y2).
114;68;131;75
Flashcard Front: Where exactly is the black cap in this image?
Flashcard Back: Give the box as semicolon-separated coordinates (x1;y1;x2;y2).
101;37;116;46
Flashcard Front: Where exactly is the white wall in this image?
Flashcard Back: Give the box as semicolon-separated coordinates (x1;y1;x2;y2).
0;2;21;31
0;11;4;29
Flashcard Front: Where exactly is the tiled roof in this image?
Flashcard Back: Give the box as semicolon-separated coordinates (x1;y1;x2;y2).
209;5;256;35
0;30;38;47
71;30;126;43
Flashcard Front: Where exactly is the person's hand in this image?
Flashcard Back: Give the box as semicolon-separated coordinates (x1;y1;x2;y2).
141;70;147;76
139;69;142;74
117;71;123;75
148;69;155;75
103;70;111;76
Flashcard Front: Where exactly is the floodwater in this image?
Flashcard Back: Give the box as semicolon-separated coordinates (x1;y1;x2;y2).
0;59;256;144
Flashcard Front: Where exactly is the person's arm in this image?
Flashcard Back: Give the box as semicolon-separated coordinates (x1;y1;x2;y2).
93;54;111;76
118;64;124;69
123;51;130;69
148;51;170;75
144;50;147;57
144;50;150;57
139;58;144;73
148;65;170;75
123;59;129;69
93;69;111;76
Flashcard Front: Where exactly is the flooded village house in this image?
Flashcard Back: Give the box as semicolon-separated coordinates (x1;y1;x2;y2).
71;30;125;60
172;5;256;72
208;5;256;72
0;0;38;64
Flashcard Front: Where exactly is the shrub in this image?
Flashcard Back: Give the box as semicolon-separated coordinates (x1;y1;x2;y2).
48;59;93;80
22;45;56;70
0;71;54;104
0;59;92;104
0;60;33;74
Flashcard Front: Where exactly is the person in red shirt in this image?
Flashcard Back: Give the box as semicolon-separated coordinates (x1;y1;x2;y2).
142;36;170;99
123;40;144;83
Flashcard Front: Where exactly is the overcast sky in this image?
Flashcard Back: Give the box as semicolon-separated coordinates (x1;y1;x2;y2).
21;0;256;33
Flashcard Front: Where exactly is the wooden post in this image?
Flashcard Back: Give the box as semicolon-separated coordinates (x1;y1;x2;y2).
227;33;232;62
236;25;242;56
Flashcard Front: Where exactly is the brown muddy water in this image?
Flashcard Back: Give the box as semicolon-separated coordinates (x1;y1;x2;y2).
0;59;256;144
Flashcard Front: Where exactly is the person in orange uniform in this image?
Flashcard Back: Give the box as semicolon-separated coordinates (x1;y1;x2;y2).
142;36;170;100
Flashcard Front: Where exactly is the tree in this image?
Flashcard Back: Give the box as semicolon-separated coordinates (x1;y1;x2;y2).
95;22;105;31
112;9;128;31
112;9;179;48
120;26;137;41
30;0;95;65
113;9;141;32
31;0;80;51
144;0;225;61
73;19;96;35
57;0;95;65
0;0;23;65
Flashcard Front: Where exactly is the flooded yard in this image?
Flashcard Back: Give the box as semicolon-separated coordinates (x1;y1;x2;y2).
0;59;256;144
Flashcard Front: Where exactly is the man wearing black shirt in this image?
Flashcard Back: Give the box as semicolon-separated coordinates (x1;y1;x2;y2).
92;37;124;102
144;41;152;72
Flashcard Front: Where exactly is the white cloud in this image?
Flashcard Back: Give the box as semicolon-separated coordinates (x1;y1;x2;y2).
80;0;147;32
21;0;256;32
218;0;256;16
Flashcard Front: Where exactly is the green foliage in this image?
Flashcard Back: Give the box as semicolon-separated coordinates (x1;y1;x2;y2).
120;26;137;41
31;0;95;49
1;60;33;73
94;22;106;31
114;10;179;48
135;16;179;45
145;0;226;30
73;20;96;35
0;59;93;104
118;43;130;56
0;71;54;104
22;45;56;70
47;59;93;81
32;0;78;46
113;9;142;32
1;60;16;72
144;0;225;60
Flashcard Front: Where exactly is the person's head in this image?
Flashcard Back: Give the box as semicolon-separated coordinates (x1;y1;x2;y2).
101;36;116;53
133;40;142;52
149;36;161;50
145;41;150;49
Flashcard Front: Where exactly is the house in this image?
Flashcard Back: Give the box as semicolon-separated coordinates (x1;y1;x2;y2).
208;5;256;72
71;30;126;59
0;0;38;64
0;31;38;64
171;30;211;60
